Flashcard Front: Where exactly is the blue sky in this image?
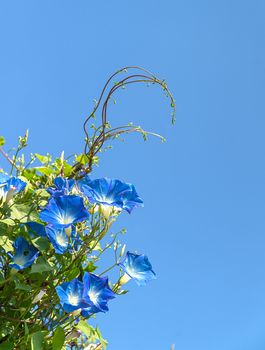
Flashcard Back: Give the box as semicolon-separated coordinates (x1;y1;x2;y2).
1;1;265;349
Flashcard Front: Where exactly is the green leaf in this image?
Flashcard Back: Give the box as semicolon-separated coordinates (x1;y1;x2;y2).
0;341;13;350
35;154;50;164
52;327;65;350
76;320;92;338
0;236;13;252
10;203;39;223
0;136;5;147
84;261;97;273
31;331;44;350
76;322;107;349
62;162;72;177
0;218;15;226
89;240;102;252
67;266;80;280
22;168;37;181
34;189;50;198
30;257;53;274
32;237;50;252
34;167;53;176
14;279;31;292
75;154;89;165
95;326;108;349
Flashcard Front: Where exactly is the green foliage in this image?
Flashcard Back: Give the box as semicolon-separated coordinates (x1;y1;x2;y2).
52;327;65;350
30;257;53;274
31;331;45;350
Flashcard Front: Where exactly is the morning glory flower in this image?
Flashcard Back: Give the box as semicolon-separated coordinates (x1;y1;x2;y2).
39;195;89;229
80;178;143;216
119;252;156;286
55;278;89;313
45;225;82;254
76;175;91;193
8;237;39;270
81;272;116;317
27;222;47;237
0;175;26;204
46;177;75;197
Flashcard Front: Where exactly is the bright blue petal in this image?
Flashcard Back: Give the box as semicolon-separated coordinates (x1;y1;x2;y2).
47;177;75;197
45;226;69;254
56;278;88;313
40;195;89;228
7;177;27;193
27;222;47;237
9;236;39;270
76;175;91;193
119;252;156;286
80;178;143;213
0;176;26;203
82;272;115;313
45;225;81;254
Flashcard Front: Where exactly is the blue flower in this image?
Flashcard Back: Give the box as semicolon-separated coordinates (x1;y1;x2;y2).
27;222;47;237
80;178;143;214
7;177;27;193
119;252;156;286
55;278;89;313
76;175;91;192
39;195;89;229
46;177;75;197
8;237;39;270
45;225;82;254
81;272;115;317
0;175;26;203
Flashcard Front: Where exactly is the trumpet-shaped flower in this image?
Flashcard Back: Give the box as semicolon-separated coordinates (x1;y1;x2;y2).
81;272;115;317
27;222;47;237
119;252;156;286
39;195;89;229
76;175;91;192
55;279;88;313
80;178;143;214
0;175;26;204
45;225;82;254
47;177;75;197
8;237;39;270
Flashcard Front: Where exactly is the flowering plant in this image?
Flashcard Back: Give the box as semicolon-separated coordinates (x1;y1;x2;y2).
0;67;175;349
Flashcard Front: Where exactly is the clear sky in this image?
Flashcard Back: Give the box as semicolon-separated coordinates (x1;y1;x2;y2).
0;1;265;349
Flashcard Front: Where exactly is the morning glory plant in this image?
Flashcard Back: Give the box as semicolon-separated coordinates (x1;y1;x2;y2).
0;66;175;349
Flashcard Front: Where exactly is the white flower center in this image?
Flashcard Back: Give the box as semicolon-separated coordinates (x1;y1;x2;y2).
125;267;139;279
58;215;73;225
13;256;27;266
88;290;99;305
68;294;79;306
101;196;113;204
56;232;68;246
